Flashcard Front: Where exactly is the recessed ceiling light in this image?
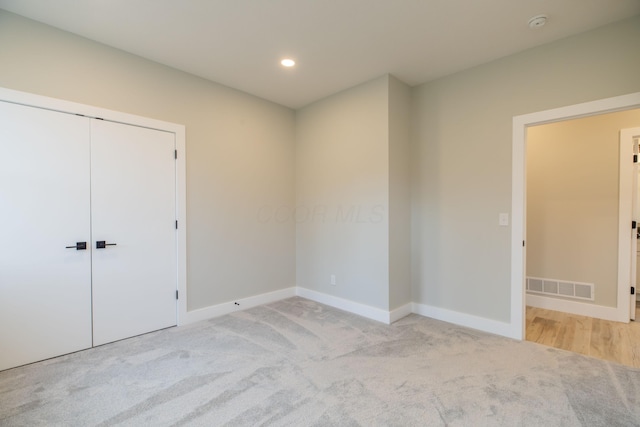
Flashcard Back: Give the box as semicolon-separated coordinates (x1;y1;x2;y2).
528;14;548;29
281;59;295;67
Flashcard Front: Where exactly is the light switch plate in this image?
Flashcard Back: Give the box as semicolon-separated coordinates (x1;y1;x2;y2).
499;213;509;226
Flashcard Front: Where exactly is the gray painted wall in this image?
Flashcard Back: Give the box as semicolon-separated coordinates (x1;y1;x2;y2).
295;76;390;310
295;74;412;312
389;76;412;310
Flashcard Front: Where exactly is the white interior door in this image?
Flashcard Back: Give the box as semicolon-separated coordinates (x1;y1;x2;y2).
0;102;92;370
622;127;640;321
637;166;640;305
632;139;638;321
91;119;177;346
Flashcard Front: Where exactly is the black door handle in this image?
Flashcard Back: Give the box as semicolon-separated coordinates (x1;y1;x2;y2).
96;241;117;249
65;242;87;250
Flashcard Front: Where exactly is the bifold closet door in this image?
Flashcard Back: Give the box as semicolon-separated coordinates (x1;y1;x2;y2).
90;120;177;346
0;102;92;371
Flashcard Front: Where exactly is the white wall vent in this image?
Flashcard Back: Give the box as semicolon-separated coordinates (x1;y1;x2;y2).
526;277;594;301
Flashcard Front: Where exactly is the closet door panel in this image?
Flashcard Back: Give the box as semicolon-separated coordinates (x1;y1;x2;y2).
91;120;177;346
0;101;92;371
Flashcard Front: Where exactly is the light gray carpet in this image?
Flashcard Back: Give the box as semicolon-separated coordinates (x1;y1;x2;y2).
1;297;639;426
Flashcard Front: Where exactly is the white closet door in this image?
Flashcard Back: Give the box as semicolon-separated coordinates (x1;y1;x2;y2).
91;119;177;346
0;102;92;371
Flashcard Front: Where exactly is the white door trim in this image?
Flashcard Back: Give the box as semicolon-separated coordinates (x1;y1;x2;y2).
0;87;188;327
622;127;640;320
512;92;640;340
618;129;634;324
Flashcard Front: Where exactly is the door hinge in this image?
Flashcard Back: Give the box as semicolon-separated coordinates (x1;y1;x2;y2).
175;220;178;229
634;154;638;163
523;240;525;247
174;150;177;159
633;221;637;230
632;287;636;295
176;290;179;300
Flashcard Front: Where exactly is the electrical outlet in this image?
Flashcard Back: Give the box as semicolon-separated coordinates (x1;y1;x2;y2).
330;274;336;286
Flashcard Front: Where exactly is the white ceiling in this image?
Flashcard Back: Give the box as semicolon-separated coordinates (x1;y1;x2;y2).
1;0;638;109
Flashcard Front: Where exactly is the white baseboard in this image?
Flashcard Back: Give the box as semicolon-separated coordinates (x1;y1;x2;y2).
182;287;297;325
180;285;519;339
526;293;625;322
295;287;397;324
389;303;413;323
412;302;518;339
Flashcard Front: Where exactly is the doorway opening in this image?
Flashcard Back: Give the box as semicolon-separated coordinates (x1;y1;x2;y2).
526;112;640;318
511;92;640;341
523;112;640;367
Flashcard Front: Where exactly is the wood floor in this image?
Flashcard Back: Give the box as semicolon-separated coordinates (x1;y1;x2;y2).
526;303;640;368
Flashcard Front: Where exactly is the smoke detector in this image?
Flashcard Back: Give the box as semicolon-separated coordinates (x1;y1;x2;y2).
528;15;548;29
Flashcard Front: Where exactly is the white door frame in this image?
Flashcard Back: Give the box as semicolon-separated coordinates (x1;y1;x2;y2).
622;127;640;320
511;92;640;340
619;128;640;322
0;87;188;326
